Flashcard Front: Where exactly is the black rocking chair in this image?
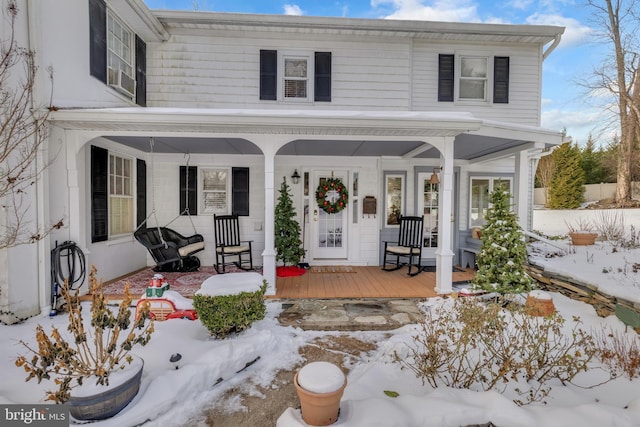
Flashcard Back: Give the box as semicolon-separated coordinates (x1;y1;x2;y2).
382;215;424;276
134;227;205;272
214;214;253;273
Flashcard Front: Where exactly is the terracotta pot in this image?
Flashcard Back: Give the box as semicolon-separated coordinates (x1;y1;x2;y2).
294;365;346;426
568;232;598;246
525;291;555;317
68;357;143;421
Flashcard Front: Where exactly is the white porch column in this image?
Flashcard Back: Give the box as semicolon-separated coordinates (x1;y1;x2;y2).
262;144;277;295
514;150;529;229
435;137;455;294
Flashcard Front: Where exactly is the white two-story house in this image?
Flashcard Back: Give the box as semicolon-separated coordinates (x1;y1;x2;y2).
1;0;565;322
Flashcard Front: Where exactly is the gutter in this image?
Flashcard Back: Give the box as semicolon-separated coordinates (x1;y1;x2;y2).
543;34;562;60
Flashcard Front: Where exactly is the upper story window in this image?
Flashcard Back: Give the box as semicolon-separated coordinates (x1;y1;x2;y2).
107;13;135;97
260;50;331;102
438;54;509;104
284;55;309;99
459;56;488;101
89;0;146;106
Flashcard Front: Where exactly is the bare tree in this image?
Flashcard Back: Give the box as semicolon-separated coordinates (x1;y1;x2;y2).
586;0;640;206
1;1;60;249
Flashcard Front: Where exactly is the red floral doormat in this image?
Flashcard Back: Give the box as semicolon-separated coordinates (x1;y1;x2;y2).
100;265;254;296
276;266;307;277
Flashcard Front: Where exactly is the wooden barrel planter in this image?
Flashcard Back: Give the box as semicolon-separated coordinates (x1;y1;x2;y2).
568;232;598;246
68;357;144;421
294;362;347;426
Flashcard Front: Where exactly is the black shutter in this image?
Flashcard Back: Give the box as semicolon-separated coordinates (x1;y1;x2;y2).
314;52;332;102
260;50;277;100
136;159;147;228
232;167;250;216
89;0;107;83
180;166;198;216
91;146;108;242
135;35;147;107
493;56;510;104
438;54;454;102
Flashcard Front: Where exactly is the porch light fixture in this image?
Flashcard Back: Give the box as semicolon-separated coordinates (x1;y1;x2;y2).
429;167;441;185
291;169;301;184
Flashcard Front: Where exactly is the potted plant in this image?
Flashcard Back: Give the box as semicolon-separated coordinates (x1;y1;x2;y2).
15;265;154;420
565;218;598;245
275;177;306;277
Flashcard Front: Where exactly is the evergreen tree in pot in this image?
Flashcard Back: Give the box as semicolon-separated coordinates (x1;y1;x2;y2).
471;181;535;298
275;177;306;275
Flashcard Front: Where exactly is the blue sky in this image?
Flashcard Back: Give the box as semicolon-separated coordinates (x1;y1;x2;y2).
143;0;611;146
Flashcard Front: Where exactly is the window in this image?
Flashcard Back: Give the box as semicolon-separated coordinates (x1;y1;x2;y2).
89;0;146;105
260;50;331;102
109;154;134;236
418;173;439;248
385;174;404;226
107;13;135;97
438;54;510;104
469;177;512;228
91;146;145;243
459;56;487;100
284;56;309;99
201;168;229;214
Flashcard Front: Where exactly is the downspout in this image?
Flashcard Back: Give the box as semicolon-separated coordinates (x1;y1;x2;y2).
26;0;49;315
542;34;562;61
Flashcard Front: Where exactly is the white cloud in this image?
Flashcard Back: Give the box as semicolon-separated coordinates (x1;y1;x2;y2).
541;107;615;145
526;13;593;47
283;4;303;15
372;0;481;22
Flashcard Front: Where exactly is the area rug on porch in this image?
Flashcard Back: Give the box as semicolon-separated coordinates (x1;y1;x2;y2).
310;266;356;273
100;265;256;296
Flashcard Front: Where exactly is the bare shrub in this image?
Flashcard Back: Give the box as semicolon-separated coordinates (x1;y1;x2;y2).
594;327;640;379
394;298;597;405
593;210;626;243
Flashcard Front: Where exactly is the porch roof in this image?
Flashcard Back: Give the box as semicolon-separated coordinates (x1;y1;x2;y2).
49;108;564;160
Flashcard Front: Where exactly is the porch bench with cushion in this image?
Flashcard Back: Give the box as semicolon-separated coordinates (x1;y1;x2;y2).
461;247;480;269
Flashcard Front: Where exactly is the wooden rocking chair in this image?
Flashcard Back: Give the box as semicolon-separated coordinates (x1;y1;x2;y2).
382;215;424;276
214;214;253;273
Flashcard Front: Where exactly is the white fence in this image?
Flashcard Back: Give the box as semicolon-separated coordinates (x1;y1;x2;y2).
534;182;640;206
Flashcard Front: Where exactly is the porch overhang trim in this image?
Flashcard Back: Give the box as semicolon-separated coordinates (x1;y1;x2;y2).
49;108;483;138
153;11;564;45
472;119;564;145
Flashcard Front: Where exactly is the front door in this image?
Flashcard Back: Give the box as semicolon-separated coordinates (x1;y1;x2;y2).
311;170;348;260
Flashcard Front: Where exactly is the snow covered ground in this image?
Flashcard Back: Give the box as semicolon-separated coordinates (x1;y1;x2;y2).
1;209;639;426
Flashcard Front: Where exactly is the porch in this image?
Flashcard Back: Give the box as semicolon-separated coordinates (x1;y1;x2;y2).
100;265;476;300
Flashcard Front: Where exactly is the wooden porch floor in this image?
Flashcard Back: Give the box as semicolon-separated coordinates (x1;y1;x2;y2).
274;266;476;299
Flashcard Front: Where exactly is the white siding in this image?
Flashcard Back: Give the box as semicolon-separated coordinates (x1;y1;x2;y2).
148;31;411;109
411;40;543;125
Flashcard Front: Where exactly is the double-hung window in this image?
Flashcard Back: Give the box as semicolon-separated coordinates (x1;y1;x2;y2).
201;168;229;214
283;55;309;100
459;56;488;101
260;50;331;102
89;0;146;105
109;154;134;236
438;54;509;104
107;13;135;97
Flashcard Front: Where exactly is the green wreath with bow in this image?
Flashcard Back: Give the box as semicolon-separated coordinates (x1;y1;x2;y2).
315;177;349;214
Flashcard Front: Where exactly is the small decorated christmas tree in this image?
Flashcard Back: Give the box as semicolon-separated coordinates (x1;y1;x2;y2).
472;181;534;295
275;177;305;266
